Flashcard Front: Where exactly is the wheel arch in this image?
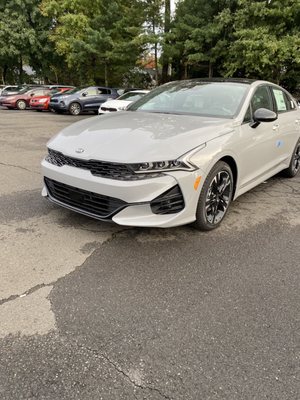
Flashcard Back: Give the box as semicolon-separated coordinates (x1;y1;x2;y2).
219;155;238;198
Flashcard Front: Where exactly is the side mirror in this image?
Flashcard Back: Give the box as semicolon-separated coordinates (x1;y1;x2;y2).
30;93;35;97
250;108;277;128
82;92;87;97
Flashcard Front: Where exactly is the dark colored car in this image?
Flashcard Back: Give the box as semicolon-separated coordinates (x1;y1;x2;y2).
1;87;51;110
49;86;119;115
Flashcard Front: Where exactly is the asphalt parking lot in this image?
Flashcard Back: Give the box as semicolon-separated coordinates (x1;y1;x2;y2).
0;108;299;400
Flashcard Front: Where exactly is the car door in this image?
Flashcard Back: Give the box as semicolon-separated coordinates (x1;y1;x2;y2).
80;87;99;110
93;88;112;109
238;85;282;189
269;86;300;164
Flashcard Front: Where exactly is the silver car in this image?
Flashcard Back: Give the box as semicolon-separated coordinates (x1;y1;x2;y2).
42;79;300;230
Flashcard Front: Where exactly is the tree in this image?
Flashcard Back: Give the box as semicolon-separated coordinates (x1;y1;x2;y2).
41;0;146;86
0;0;53;83
164;0;237;79
141;0;164;84
224;0;300;84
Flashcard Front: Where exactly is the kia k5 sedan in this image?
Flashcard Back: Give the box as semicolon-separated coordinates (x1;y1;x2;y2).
41;79;300;230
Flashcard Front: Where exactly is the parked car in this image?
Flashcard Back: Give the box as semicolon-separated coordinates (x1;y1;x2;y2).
1;87;49;110
99;90;149;114
0;86;28;104
30;87;72;111
41;79;300;230
49;86;119;115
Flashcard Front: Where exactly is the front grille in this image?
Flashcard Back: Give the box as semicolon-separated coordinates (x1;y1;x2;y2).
50;99;59;103
46;149;148;180
151;185;185;214
44;177;127;219
101;107;117;112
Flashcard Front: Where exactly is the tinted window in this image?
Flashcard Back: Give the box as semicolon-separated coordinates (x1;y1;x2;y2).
251;86;274;112
243;105;252;124
98;88;110;95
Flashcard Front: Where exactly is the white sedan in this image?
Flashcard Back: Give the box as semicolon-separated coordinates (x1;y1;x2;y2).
42;79;300;230
98;90;149;114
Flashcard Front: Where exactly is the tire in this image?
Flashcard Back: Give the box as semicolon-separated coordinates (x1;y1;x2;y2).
69;102;81;116
193;161;234;231
16;100;26;110
282;138;300;178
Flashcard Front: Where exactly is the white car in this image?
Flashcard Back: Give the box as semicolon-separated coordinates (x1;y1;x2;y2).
98;90;149;114
42;79;300;230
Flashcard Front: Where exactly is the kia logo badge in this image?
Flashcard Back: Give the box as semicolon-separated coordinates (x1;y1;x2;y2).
75;148;84;153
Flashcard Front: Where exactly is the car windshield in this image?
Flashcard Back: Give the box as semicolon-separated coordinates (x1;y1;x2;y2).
128;81;249;118
118;92;146;101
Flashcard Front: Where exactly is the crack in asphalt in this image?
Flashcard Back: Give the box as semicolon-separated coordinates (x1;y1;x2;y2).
0;228;132;306
76;343;173;400
0;161;40;175
0;282;54;306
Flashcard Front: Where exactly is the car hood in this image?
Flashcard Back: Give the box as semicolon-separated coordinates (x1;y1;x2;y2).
101;99;132;109
48;111;235;163
51;92;77;100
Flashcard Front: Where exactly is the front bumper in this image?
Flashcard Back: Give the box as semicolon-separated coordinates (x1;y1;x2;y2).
41;159;205;228
30;103;48;110
2;101;16;108
49;102;68;112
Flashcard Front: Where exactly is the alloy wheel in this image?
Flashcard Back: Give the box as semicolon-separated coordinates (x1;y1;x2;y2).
69;103;81;115
292;142;300;173
16;100;26;110
205;170;233;225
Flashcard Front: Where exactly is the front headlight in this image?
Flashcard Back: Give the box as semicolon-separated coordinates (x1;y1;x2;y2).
130;144;206;174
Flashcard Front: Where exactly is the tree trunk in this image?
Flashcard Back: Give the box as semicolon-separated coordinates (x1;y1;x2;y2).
104;62;108;87
19;56;23;84
208;61;213;78
161;0;171;83
152;19;158;85
2;65;8;84
184;63;188;79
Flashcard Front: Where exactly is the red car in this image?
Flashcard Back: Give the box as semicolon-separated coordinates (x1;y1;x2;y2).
30;87;71;111
2;87;50;110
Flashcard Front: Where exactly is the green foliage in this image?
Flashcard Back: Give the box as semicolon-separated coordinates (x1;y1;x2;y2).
0;0;299;89
166;0;300;89
41;0;146;86
224;0;300;84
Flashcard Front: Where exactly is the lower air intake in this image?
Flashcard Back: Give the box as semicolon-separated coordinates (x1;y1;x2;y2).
151;185;185;215
44;177;127;219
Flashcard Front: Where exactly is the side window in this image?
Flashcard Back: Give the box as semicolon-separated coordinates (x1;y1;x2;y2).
243;105;252;124
271;88;291;113
98;88;110;95
251;86;274;112
85;88;97;96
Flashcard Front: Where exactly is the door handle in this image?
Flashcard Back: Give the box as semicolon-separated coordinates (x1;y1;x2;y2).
272;124;279;131
295;119;300;125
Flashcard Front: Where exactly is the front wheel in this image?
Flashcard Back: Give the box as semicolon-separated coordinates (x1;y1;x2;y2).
16;100;26;110
282;139;300;178
69;102;81;116
193;161;234;231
